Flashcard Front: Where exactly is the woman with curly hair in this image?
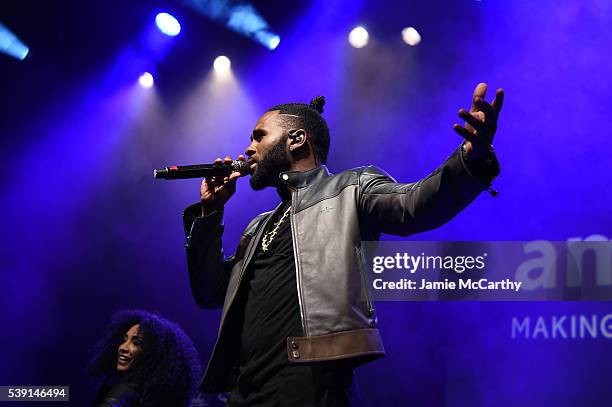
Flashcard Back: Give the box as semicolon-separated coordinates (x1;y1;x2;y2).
89;309;202;406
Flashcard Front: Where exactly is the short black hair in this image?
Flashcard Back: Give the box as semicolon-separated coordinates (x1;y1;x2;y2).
267;96;330;164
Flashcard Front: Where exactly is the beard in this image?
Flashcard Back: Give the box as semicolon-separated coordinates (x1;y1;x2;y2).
250;134;291;191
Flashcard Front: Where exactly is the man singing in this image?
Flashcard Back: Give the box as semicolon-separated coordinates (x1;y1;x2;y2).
182;83;504;406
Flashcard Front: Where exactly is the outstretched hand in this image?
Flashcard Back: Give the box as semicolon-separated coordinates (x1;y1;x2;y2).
453;83;504;160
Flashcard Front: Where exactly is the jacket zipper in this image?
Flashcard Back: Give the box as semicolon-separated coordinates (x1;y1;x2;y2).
289;191;308;337
356;245;376;322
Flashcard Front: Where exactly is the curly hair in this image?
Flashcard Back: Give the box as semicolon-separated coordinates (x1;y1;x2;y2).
268;96;331;164
89;310;202;406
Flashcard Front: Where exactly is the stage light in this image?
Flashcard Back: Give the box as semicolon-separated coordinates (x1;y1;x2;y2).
182;1;280;50
0;22;29;60
401;27;421;46
213;56;231;74
264;34;281;50
348;26;369;48
139;72;154;88
155;12;181;36
225;3;280;50
251;30;280;50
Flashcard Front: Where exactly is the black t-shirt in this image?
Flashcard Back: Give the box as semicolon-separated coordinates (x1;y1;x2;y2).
230;201;358;406
233;200;303;399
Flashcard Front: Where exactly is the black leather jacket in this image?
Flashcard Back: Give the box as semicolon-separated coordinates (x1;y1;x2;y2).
183;147;499;392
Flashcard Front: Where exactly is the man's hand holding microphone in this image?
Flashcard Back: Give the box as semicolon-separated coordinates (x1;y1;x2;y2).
200;155;248;217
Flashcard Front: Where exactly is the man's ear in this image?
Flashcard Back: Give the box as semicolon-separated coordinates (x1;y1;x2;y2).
287;128;307;150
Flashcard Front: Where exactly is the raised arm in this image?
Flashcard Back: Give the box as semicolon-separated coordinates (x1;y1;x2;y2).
358;148;497;236
358;83;504;236
182;155;246;309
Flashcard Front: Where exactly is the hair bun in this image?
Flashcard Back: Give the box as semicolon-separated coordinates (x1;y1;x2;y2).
309;96;326;114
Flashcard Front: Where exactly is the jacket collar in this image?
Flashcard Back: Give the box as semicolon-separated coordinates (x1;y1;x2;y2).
278;165;332;190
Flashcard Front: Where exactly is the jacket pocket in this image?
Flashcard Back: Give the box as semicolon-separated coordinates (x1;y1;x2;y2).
356;245;376;325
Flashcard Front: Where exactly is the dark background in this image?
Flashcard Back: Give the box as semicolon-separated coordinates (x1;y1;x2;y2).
1;0;611;405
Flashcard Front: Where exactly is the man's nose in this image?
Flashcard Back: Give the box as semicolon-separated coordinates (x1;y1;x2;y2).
245;143;255;158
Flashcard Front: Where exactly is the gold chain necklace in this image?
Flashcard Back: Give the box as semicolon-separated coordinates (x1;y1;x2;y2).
261;205;292;252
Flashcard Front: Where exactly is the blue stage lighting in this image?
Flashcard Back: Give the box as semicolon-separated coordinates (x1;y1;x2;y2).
183;1;279;50
0;22;29;60
155;13;181;36
256;32;280;50
252;30;280;50
268;35;281;50
227;5;281;50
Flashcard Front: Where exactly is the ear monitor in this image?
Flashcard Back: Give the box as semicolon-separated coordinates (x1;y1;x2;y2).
288;129;318;166
288;130;304;143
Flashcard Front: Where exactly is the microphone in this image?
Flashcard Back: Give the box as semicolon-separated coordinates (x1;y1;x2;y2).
154;160;251;180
